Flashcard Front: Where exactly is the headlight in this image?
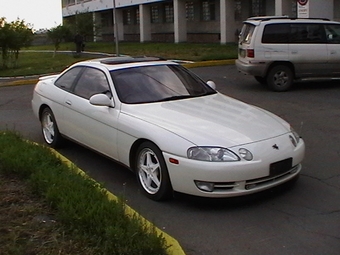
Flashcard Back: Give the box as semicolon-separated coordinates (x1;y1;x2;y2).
187;147;240;162
239;148;253;161
290;127;300;146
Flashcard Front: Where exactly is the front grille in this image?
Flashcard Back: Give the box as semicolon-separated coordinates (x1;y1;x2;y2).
213;182;238;191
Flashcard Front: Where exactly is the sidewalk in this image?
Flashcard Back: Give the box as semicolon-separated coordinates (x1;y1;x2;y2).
0;75;41;87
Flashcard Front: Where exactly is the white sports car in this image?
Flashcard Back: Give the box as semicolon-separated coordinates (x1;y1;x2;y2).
31;56;305;201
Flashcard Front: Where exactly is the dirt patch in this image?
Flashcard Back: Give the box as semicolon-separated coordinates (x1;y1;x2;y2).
0;174;98;255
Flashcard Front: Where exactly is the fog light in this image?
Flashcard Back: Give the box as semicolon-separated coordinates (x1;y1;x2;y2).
245;184;257;190
195;181;214;192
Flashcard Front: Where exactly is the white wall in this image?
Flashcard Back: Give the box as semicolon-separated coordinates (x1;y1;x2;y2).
309;0;333;19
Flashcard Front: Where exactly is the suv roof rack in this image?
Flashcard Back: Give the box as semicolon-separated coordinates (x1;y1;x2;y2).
99;56;165;65
247;16;330;22
289;17;330;21
247;16;289;21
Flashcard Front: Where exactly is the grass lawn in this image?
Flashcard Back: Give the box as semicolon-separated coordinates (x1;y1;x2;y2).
0;42;238;77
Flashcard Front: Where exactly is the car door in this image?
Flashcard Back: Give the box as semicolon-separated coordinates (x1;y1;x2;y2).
288;23;328;78
63;66;120;160
325;24;340;76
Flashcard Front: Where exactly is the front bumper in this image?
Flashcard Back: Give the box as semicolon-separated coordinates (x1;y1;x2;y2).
164;135;305;198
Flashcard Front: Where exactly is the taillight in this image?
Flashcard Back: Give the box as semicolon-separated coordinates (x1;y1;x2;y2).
247;49;255;58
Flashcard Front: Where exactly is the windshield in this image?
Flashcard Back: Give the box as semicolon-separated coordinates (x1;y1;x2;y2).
110;64;216;104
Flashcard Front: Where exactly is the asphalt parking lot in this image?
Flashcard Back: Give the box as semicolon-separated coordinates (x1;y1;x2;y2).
1;64;339;255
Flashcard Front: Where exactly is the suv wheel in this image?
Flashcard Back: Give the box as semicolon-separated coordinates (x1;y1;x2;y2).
266;65;293;92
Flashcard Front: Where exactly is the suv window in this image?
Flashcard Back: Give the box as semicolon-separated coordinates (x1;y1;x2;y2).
325;24;340;43
262;24;290;43
290;24;326;43
240;23;255;44
262;23;326;43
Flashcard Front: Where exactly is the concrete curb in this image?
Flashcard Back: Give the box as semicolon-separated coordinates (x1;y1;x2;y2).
50;148;186;255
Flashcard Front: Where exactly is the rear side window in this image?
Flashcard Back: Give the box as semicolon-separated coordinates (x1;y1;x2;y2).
262;23;326;44
262;24;290;43
55;66;83;91
239;23;255;44
290;24;326;43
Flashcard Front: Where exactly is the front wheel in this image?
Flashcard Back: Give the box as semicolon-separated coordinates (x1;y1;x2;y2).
266;65;293;92
40;108;64;148
135;142;173;201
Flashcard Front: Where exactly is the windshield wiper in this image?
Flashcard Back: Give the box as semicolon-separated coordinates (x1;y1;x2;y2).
154;95;194;102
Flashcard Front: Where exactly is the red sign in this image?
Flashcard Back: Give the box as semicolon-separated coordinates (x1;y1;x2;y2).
297;0;308;5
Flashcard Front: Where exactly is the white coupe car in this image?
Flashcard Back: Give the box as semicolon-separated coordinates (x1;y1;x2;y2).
31;56;305;201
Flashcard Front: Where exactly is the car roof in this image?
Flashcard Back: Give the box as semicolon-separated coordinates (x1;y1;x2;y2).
73;56;177;71
244;16;340;25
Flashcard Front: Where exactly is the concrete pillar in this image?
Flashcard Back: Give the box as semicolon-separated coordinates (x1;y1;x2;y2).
275;0;291;16
220;0;236;44
174;0;187;43
114;8;124;41
139;4;151;42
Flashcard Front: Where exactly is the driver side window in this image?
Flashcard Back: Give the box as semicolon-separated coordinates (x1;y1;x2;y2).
74;67;111;99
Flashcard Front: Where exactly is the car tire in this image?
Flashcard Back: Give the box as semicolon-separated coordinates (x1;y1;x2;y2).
266;65;293;92
254;76;267;85
135;142;173;201
40;107;64;148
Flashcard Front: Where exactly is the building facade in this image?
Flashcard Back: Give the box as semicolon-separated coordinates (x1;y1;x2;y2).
61;0;340;43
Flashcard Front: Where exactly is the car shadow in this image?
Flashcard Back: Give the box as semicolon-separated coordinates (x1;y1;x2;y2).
293;79;340;91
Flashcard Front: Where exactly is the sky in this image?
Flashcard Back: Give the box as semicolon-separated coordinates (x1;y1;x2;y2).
0;0;63;30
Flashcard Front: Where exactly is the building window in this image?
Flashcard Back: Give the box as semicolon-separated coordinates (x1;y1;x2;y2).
123;10;132;25
235;0;242;21
151;6;160;23
164;4;174;23
63;0;75;6
101;11;113;27
250;0;265;17
202;0;215;21
136;8;140;24
186;2;194;21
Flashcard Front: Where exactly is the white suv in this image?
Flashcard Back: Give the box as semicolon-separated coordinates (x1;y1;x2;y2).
235;17;340;91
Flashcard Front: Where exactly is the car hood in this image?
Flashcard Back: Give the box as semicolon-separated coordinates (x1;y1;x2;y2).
121;93;290;147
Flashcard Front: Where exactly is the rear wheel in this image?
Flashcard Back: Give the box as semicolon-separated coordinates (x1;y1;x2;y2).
266;65;293;92
40;108;64;148
135;142;173;201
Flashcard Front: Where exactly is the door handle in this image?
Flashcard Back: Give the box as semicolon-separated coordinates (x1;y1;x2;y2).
65;100;72;106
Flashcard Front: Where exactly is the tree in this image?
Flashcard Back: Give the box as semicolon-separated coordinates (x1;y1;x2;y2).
64;10;98;42
47;25;72;57
0;18;33;68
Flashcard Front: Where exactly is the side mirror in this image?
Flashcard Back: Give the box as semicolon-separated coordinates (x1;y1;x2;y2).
206;80;216;90
89;94;114;107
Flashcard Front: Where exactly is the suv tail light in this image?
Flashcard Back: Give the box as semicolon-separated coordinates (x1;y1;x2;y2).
247;49;255;58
